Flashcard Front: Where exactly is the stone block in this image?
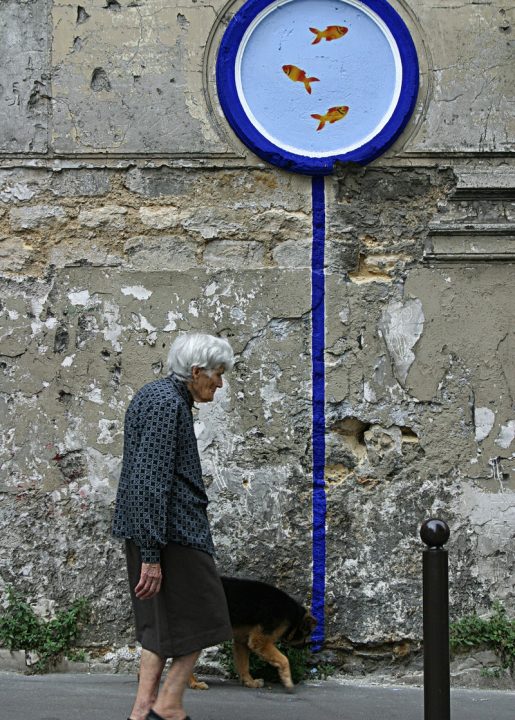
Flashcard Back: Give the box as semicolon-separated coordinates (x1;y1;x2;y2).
78;205;127;230
124;169;191;198
203;240;264;268
139;207;179;230
48;170;111;197
124;236;198;270
272;239;311;268
0;236;32;273
9;205;67;231
48;243;122;269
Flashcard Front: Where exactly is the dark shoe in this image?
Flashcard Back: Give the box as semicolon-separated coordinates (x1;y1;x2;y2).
146;712;191;720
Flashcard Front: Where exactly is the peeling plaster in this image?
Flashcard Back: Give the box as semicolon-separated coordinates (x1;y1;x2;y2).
121;285;152;300
68;290;91;306
378;299;424;385
495;421;515;450
475;407;496;442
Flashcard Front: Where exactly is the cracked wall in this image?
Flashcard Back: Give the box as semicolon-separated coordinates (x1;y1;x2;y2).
0;0;514;672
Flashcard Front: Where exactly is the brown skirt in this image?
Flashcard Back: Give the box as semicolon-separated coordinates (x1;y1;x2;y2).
125;540;232;658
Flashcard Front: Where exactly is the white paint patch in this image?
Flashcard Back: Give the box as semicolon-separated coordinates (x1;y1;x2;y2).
339;307;350;324
204;282;217;297
139;315;156;334
30;297;45;335
132;313;157;340
379;298;424;384
194;420;206;439
364;382;376;403
7;309;19;320
260;378;285;420
68;290;91;306
87;387;103;405
45;317;58;329
475;407;495;442
495;420;515;449
97;418;120;445
61;354;76;367
188;301;199;317
102;301;123;351
121;285;152;300
85;448;122;501
163;311;184;332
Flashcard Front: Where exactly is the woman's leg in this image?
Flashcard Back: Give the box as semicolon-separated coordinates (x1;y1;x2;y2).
129;648;166;720
152;650;201;720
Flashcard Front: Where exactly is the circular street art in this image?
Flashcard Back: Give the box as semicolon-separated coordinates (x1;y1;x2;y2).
216;0;419;174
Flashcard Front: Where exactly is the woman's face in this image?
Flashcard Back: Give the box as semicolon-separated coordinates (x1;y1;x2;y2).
188;365;225;403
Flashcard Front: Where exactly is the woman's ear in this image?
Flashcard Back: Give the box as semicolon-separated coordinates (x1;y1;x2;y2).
191;366;201;379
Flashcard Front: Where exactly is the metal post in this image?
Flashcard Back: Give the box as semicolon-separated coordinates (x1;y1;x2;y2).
420;518;451;720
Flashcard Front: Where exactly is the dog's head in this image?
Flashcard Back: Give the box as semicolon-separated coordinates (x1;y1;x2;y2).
284;611;317;647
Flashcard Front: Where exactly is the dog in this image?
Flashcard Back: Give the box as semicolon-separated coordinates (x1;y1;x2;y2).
189;576;317;692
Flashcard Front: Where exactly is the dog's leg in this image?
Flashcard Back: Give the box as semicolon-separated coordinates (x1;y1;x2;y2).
233;639;264;689
188;673;209;690
248;630;294;692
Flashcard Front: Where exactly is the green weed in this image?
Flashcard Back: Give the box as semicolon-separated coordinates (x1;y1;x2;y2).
450;601;515;672
0;586;90;673
218;640;313;685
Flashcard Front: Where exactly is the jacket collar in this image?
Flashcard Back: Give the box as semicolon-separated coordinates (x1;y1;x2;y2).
168;374;194;408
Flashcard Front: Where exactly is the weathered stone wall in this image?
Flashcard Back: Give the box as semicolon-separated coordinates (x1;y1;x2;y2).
0;0;513;672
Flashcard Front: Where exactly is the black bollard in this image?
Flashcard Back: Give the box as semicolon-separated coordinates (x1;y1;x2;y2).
420;518;451;720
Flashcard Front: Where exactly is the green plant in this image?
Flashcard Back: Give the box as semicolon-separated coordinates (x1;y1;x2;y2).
310;661;337;680
67;648;87;663
480;666;504;679
0;587;90;673
218;641;312;685
450;601;515;672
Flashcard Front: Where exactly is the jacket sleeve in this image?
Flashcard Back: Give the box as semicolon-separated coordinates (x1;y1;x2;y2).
129;397;179;563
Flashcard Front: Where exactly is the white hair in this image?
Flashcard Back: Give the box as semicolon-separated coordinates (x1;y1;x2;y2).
166;332;234;380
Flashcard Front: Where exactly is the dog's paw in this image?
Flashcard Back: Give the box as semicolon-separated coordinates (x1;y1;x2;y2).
188;674;209;690
284;684;295;694
243;678;265;688
190;680;209;690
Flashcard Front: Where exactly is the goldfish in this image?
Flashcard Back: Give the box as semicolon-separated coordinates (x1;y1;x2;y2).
311;105;349;131
309;25;348;44
282;64;320;94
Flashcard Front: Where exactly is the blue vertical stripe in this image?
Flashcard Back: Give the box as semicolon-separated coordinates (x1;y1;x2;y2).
311;175;326;651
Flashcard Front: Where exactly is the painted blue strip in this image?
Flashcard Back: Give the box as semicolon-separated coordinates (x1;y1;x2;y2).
311;175;326;651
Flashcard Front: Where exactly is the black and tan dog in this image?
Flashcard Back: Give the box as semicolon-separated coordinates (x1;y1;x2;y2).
190;576;316;692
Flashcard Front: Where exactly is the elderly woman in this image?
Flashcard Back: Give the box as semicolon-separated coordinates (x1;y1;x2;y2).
112;332;235;720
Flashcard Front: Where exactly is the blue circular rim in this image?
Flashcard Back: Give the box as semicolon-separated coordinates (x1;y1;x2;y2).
216;0;419;175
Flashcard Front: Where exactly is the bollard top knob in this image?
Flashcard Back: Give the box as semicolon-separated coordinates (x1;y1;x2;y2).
420;518;450;548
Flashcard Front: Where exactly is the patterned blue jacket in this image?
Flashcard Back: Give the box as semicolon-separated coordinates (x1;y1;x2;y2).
112;374;214;563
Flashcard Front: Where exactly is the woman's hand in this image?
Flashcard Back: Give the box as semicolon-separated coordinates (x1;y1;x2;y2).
135;562;162;599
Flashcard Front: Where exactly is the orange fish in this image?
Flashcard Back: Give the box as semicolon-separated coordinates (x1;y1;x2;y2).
282;64;320;94
311;105;349;131
309;25;348;44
